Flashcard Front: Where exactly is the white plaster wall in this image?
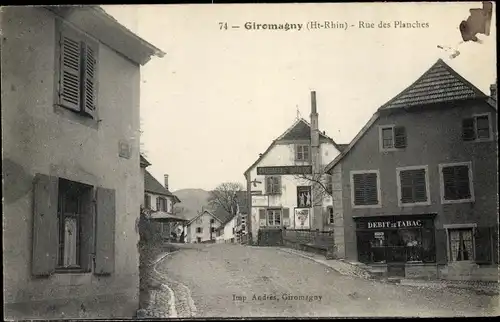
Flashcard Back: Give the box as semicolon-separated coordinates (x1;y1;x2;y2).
186;212;221;243
248;141;340;241
2;6;142;314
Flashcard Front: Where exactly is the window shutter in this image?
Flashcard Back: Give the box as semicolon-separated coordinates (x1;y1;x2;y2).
394;126;407;148
82;42;98;118
294;144;299;160
276;176;282;194
456;166;471;199
265;176;271;195
413;169;427;202
80;188;95;273
156;198;161;211
462;118;476;141
282;208;290;227
353;174;365;205
32;174;59;277
59;31;82;112
435;229;448;265
95;187;116;275
475;227;492;264
365;173;378;205
259;208;266;227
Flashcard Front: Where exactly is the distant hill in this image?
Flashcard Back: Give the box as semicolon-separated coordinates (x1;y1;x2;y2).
173;188;211;221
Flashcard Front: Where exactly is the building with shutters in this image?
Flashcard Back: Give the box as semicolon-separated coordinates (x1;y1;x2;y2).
325;59;498;281
2;6;165;319
184;209;227;243
215;191;249;244
243;91;344;246
142;164;181;240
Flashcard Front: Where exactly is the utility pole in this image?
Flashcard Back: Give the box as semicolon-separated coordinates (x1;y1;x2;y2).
310;90;322;230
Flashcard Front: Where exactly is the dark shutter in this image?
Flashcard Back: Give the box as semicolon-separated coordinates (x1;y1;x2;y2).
400;171;414;203
294;144;300;160
353;174;365;205
265;176;271;195
259;208;266;227
435;229;448;265
283;208;290;227
32;174;59;276
303;145;310;161
364;173;378;205
82;41;97;118
475;227;492;264
79;188;95;273
400;169;427;203
394;126;407;148
156;197;161;211
59;31;82;111
95;187;116;275
462;118;476;141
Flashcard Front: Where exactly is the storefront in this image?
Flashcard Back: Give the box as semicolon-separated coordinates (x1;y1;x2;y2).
355;214;436;265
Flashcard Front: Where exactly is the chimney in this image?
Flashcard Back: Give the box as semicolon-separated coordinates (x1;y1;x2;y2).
310;90;319;150
490;80;497;100
164;174;169;190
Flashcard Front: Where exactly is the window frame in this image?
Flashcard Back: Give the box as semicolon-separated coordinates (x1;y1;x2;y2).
295;144;310;162
350;170;382;209
444;224;477;263
463;113;493;143
53;19;100;126
196;227;203;234
266;209;282;227
56;178;94;273
265;175;282;195
439;161;475;204
378;125;407;152
396;165;431;207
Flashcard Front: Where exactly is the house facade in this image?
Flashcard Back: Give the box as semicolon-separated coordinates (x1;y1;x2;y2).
2;6;164;319
185;210;223;243
143;169;181;239
325;59;498;281
244;91;344;245
216;191;248;243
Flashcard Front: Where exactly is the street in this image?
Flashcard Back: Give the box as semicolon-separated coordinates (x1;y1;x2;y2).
153;243;499;318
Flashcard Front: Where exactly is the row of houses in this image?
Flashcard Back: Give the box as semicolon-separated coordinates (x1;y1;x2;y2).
2;6;167;319
244;59;498;281
179;191;248;244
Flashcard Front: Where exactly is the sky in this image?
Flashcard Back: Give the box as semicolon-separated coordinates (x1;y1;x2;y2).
102;2;497;192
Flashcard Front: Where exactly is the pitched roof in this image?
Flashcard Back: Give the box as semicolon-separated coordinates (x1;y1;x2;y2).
144;170;179;202
325;59;496;174
187;210;223;226
244;118;341;175
140;155;151;168
45;6;165;65
380;59;488;110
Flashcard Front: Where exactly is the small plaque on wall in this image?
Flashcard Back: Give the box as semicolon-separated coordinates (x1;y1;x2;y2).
118;140;131;159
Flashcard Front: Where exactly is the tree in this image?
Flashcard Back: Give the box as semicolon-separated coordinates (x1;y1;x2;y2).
208;182;244;215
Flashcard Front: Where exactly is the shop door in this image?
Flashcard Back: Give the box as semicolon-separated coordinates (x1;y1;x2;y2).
386;230;406;277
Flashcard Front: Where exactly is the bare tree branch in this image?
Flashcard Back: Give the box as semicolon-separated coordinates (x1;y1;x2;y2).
208;182;244;215
293;171;333;207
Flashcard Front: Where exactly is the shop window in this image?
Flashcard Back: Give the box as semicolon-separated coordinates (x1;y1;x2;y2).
448;228;474;261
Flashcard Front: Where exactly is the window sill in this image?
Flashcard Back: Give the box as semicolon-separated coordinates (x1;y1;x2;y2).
55;268;90;274
380;148;404;152
464;138;493;143
352;204;382;209
399;201;431;207
441;198;475;205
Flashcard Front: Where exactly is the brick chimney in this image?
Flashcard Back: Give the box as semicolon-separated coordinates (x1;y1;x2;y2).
490;80;497;100
164;174;169;190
